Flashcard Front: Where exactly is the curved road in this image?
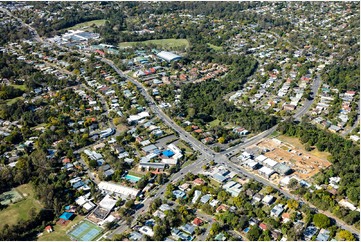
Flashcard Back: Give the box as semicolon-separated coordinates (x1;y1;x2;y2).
3;7;358;237
102;58;359;237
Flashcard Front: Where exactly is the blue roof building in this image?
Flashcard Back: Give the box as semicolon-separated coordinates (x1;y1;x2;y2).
162;150;175;157
59;212;74;220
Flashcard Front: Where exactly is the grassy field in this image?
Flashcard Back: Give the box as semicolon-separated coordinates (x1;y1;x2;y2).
38;215;84;241
177;141;193;154
207;43;223;51
181;159;196;168
0;189;23;205
119;38;189;49
11;84;27;91
5;96;24;105
277;135;331;160
128;170;145;177
209;119;221;127
0;184;43;230
66;19;106;31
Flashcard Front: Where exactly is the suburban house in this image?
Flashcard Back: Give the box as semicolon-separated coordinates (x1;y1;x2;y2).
270;204;284;217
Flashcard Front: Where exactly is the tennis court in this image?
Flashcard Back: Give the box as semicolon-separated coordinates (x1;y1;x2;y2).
0;189;23;205
68;220;103;241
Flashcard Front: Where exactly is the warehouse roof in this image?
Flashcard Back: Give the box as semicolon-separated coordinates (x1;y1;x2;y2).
156;51;182;62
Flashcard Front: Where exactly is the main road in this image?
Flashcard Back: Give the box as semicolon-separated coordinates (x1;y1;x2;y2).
4;8;357;236
102;60;359;236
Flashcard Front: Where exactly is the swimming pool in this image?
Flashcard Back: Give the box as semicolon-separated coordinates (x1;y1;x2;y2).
124;174;141;183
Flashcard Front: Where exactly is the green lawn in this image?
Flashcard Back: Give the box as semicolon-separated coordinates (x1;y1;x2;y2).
11;84;27;91
207;43;223;51
38;215;84;241
5;96;24;105
66;19;106;31
181;159;196;168
128;170;145;177
209;119;221;127
0;184;43;230
209;178;221;188
177;141;193;154
119;38;189;49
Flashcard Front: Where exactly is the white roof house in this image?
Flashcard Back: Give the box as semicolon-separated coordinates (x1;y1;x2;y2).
192;190;202;204
139;226;154;237
156;51;182;62
98;181;140;198
262;195;275;205
75;196;87;206
338;199;357;211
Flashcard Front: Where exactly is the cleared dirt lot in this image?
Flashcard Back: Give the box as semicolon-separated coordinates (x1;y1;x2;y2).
255;138;332;180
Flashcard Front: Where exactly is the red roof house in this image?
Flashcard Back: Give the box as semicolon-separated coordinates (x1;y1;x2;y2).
216;204;229;213
259;223;267;231
193;178;205;186
192;218;203;226
45;225;53;233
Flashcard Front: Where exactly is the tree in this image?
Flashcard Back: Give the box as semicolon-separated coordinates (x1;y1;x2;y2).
263;186;275;195
288;178;299;190
247;225;261;241
346;187;359;204
218;137;225;144
287;199;299;210
105;221;117;230
88;159;97;168
336;230;355;241
209;222;221;237
201;203;213;215
125;199;134;209
313;213;330;229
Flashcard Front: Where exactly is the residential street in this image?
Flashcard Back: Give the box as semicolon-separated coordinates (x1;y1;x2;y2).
2;6;358;239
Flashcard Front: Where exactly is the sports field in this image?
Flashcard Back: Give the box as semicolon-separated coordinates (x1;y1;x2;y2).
119;38;189;49
68;220;103;241
66;19;106;31
0;184;43;230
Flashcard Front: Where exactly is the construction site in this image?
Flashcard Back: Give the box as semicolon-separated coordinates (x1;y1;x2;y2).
254;138;332;180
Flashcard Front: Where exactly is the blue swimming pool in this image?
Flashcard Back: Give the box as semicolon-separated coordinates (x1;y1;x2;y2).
124;174;141;183
243;227;250;233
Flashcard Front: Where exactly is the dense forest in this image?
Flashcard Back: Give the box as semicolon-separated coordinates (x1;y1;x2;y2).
322;62;359;92
177;54;279;132
0;21;31;46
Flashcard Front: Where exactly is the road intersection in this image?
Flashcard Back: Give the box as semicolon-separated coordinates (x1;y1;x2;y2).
1;8;358;237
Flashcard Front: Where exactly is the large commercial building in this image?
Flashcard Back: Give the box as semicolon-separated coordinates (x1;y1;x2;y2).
98;181;140;198
156;51;182;62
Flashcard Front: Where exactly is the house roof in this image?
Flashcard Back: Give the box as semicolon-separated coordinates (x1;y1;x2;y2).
282;213;290;219
259;223;267;231
192;218;203;226
59;212;73;221
193;178;205;185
